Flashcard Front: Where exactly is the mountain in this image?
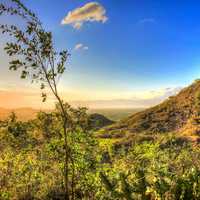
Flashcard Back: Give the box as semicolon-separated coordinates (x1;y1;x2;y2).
101;80;200;139
88;113;114;130
2;80;200;136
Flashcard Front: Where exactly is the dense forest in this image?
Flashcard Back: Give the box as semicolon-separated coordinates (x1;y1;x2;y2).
1;0;200;200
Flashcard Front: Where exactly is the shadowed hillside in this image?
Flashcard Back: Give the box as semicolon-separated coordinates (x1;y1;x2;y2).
102;80;200;138
89;113;114;130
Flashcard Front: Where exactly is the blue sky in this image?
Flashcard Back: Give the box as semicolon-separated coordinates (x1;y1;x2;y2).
1;0;200;108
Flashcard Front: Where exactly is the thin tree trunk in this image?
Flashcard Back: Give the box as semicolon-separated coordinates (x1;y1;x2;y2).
71;153;75;200
63;119;70;200
53;94;70;200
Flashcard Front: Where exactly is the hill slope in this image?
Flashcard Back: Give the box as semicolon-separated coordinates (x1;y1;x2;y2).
103;80;200;137
89;113;114;130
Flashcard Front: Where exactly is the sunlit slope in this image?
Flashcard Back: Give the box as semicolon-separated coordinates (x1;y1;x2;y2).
102;80;200;136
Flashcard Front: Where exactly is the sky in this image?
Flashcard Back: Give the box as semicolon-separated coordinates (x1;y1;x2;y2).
1;0;200;109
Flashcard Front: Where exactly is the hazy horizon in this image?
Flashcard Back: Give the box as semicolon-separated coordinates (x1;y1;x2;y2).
0;85;181;109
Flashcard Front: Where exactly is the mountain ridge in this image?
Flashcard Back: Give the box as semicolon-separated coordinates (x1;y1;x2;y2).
101;80;200;138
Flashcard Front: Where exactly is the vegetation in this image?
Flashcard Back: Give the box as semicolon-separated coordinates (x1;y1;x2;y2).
0;0;78;199
2;112;200;199
0;109;100;200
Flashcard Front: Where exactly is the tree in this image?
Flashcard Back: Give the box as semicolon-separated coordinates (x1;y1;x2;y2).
0;0;71;199
7;112;27;137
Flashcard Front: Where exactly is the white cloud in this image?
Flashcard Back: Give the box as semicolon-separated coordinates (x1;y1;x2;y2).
83;46;89;50
74;43;83;50
74;43;89;51
139;18;156;24
73;22;82;29
61;2;108;29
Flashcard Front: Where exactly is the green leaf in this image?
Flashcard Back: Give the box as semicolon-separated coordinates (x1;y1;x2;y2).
41;92;47;102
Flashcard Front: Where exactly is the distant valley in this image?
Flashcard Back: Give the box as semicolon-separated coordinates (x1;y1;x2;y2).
0;107;144;121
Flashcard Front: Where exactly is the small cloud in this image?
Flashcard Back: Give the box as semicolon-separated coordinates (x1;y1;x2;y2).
61;2;108;29
74;43;83;50
74;43;89;51
73;22;82;29
138;18;156;24
83;46;89;50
